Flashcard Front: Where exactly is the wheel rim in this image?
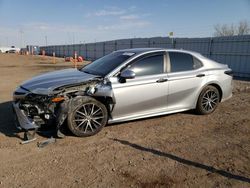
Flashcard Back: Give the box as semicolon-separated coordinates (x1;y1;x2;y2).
73;103;104;133
201;89;219;112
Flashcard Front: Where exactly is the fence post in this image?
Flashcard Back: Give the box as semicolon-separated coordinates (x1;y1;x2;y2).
103;42;105;56
208;38;213;57
63;46;65;57
173;38;176;49
94;43;96;60
86;44;88;60
130;39;133;48
114;40;117;51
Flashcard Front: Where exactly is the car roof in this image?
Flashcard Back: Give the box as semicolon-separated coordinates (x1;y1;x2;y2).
115;48;204;57
116;48;163;54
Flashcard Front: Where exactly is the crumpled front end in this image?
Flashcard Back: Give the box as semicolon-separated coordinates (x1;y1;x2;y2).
12;86;59;130
13;101;40;130
12;77;115;131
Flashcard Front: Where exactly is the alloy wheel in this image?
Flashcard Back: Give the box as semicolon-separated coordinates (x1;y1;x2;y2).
73;103;104;134
201;90;219;112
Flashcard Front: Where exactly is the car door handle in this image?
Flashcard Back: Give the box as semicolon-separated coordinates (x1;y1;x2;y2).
196;74;205;77
156;78;168;83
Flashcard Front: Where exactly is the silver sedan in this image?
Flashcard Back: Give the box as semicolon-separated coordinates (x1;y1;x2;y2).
13;48;233;137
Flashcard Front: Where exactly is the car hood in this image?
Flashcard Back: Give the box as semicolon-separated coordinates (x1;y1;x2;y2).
21;68;98;94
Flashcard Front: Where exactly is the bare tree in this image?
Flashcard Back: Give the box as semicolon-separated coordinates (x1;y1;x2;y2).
214;21;250;37
238;20;250;35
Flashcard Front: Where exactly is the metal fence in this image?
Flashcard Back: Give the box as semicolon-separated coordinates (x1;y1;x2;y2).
40;35;250;78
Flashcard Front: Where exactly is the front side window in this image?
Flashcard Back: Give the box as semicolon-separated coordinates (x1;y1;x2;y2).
127;54;164;77
169;52;202;72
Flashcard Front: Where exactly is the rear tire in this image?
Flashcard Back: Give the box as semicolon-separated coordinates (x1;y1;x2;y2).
196;85;220;115
67;96;108;137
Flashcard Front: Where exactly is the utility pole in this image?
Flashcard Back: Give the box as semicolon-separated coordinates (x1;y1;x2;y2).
45;36;48;46
67;32;70;44
19;29;24;48
6;37;9;47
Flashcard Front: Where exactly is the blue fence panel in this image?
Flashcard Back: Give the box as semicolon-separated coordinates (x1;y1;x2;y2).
40;35;250;78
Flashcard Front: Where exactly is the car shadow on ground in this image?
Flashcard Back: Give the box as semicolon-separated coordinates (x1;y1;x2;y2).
111;138;250;184
0;101;22;138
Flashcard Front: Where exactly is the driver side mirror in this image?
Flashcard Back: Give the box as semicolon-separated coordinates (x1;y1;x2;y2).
119;69;135;83
120;69;135;79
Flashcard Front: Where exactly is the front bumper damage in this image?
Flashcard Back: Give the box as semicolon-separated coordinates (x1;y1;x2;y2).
13;102;40;130
12;94;69;141
12;77;115;139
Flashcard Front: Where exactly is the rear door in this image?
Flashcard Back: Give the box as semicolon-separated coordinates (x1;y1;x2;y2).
110;52;169;120
167;51;207;110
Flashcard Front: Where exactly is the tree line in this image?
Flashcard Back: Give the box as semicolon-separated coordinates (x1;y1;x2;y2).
214;20;250;37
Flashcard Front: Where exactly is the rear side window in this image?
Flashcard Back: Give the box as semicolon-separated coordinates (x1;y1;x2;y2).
128;54;164;76
169;52;202;72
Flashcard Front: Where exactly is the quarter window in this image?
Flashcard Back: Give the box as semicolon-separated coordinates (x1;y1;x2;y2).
169;52;202;72
127;54;164;76
193;57;203;69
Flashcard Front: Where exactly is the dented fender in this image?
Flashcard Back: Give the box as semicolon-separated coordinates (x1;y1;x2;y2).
92;82;116;104
55;78;116;126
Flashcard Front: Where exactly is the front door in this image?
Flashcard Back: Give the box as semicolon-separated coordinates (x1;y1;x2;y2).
110;52;169;121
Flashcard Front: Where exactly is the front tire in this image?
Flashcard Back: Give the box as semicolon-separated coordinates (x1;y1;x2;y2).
67;96;108;137
196;85;220;115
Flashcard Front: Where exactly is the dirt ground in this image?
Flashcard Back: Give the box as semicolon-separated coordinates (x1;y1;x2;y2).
0;54;250;188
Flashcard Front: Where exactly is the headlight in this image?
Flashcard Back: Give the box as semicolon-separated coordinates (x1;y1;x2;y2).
31;88;53;95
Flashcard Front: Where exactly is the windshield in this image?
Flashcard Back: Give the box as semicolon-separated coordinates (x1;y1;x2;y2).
81;51;135;77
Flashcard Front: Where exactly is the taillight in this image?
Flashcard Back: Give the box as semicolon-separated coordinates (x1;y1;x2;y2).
224;70;233;76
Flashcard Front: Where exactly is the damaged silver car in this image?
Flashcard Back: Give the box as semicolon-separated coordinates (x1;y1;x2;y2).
13;48;233;137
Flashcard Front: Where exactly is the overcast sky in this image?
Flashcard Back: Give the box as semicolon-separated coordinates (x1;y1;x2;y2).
0;0;249;47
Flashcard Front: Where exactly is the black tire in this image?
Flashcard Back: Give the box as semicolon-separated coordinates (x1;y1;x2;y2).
67;96;108;137
196;85;220;115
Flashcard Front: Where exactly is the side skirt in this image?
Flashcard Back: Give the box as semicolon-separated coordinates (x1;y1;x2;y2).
108;108;191;124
